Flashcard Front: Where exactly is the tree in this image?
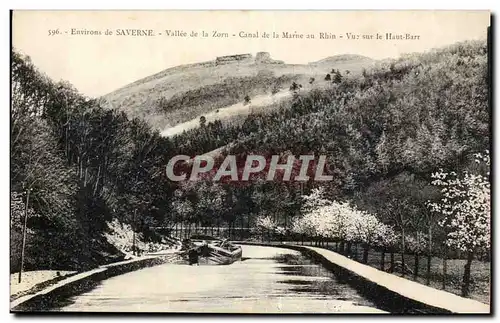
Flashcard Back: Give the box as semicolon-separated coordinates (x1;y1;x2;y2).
296;188;392;257
199;115;206;127
405;232;428;279
332;71;343;84
353;212;386;264
289;82;302;93
374;224;398;271
243;95;251;105
255;215;277;241
195;182;225;235
324;74;331;81
428;151;490;296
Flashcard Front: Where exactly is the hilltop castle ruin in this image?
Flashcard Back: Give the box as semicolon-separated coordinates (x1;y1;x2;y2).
215;52;284;65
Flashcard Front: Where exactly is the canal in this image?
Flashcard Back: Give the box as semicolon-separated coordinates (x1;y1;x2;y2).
60;245;386;313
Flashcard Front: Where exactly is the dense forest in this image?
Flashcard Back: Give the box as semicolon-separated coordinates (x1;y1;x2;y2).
11;52;179;270
169;41;489;247
11;38;490;299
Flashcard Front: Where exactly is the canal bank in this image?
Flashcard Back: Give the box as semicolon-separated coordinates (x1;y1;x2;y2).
10;255;174;312
235;242;490;314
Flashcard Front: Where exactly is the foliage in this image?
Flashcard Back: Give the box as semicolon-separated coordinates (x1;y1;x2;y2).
429;151;490;253
405;232;428;254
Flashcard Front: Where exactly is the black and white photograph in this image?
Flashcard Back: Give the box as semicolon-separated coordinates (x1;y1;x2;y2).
9;10;492;314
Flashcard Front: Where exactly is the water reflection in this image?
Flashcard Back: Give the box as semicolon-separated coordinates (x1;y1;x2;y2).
60;245;385;313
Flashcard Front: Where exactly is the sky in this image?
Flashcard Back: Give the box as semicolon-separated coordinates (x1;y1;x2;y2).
12;10;490;97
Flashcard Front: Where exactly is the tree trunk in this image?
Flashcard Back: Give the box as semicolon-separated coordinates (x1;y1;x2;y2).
442;253;447;290
426;253;432;286
363;244;369;264
414;254;419;280
380;249;386;271
427;223;432;285
84;156;90;187
401;229;406;277
239;217;243;241
93;165;101;196
240;216;244;240
65;121;69;160
390;252;395;273
247;214;251;241
461;251;474;297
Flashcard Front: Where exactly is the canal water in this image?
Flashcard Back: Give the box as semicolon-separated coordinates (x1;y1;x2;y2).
60;245;385;313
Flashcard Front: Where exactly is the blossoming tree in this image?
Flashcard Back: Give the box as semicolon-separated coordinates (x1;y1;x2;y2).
405;231;428;278
373;223;399;271
353;212;392;263
255;215;277;241
294;188;396;261
428;150;490;296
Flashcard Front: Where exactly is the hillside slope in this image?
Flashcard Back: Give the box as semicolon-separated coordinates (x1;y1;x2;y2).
101;53;374;130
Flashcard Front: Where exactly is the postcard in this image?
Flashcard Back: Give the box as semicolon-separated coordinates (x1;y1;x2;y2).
10;10;491;314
